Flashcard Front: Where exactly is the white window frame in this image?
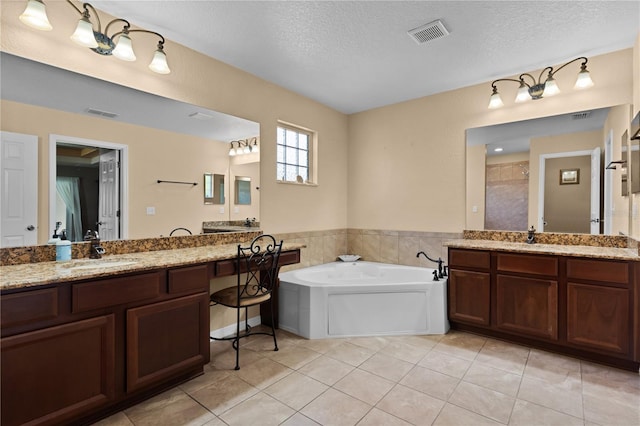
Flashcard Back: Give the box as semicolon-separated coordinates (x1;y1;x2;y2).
276;122;317;185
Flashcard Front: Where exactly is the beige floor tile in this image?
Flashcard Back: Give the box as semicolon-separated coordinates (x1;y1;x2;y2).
356;407;412;425
264;372;328;410
210;346;263;371
376;384;445;425
433;332;487;361
390;334;440;350
334;369;395;405
349;336;391;352
298;355;355;385
433;403;503;426
399;365;459;401
235;357;293;389
92;412;134;426
124;387;215;426
263;345;322;369
240;334;283;353
180;369;232;394
509;399;584;426
581;361;640;391
379;340;432;364
582;380;640;426
463;362;522;397
517;374;583;419
418;349;473;378
201;417;226;426
325;342;375;366
523;349;581;383
448;381;515;424
219;392;295;426
301;388;372;426
359;353;414;382
281;412;322;426
190;374;259;415
474;339;529;375
298;338;346;354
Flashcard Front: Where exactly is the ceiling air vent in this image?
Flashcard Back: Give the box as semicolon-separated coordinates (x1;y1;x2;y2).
408;19;449;44
86;108;118;119
571;111;592;120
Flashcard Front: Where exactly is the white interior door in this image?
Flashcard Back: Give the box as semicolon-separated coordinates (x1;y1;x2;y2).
98;150;120;240
590;147;601;234
0;131;38;247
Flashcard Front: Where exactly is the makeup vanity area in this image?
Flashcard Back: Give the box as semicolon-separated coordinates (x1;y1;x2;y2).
0;232;303;426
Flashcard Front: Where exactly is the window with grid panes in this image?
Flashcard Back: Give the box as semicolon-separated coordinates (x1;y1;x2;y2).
276;124;312;183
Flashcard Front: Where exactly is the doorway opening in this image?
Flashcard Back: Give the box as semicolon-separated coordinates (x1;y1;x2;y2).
49;134;128;242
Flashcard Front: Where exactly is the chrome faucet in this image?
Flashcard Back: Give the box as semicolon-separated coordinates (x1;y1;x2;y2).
84;230;105;259
244;217;256;227
417;251;447;278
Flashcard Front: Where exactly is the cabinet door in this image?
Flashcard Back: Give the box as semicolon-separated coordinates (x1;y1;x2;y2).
448;270;491;325
126;292;209;393
567;283;630;356
1;315;115;426
496;275;558;340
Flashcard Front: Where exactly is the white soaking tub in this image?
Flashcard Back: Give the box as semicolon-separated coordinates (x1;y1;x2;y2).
278;261;449;339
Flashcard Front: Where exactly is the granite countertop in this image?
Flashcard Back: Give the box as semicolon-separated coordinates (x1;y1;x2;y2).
444;239;640;261
0;242;305;291
202;226;259;232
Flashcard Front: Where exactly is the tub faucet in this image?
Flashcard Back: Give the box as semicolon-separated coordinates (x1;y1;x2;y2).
84;230;105;259
417;251;447;278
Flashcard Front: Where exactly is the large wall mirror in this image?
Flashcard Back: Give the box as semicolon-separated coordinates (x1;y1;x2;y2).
466;105;633;236
0;53;260;246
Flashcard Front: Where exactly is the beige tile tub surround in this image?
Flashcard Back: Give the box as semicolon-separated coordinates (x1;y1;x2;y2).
94;329;640;426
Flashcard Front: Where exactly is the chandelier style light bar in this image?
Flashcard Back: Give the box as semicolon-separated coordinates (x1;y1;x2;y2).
488;57;593;109
228;138;259;157
19;0;170;74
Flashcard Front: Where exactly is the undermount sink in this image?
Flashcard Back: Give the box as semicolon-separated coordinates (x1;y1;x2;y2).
65;259;138;271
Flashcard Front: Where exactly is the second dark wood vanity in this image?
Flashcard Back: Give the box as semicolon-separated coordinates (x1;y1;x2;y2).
0;243;301;426
447;244;639;371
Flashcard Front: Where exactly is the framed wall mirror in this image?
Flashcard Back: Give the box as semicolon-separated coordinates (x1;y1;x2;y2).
234;176;251;205
204;173;225;205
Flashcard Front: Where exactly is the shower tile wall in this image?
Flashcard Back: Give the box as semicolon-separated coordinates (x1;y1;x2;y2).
275;229;461;273
485;161;529;231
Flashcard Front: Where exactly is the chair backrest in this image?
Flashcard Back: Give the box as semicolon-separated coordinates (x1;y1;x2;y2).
237;234;283;300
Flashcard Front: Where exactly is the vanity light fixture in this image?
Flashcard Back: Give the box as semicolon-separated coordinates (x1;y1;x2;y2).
19;0;170;74
488;57;593;109
228;138;259;156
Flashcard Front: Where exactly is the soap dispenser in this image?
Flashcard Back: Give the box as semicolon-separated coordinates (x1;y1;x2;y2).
56;231;72;262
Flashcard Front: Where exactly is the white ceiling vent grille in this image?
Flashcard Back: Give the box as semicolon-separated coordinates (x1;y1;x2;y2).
408;20;449;44
86;108;118;119
571;111;592;120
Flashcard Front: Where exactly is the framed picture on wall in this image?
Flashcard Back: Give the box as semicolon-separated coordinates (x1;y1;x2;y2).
560;169;580;185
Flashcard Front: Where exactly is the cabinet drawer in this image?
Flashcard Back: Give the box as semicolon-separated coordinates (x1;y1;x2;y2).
497;253;557;276
168;264;209;294
1;288;58;329
448;249;490;270
566;258;629;285
72;272;163;313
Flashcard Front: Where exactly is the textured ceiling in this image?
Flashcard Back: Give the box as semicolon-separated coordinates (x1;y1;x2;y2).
88;0;640;114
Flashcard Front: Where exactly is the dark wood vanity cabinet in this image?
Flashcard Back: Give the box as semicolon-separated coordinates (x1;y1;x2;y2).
447;248;639;370
0;264;210;426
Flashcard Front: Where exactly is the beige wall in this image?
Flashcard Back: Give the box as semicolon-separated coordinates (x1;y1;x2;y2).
0;1;349;239
543;156;592;233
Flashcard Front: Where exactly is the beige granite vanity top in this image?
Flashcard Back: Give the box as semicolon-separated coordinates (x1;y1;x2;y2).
0;242;305;291
444;239;640;261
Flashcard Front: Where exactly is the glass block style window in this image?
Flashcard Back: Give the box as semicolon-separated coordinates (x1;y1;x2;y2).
277;124;313;183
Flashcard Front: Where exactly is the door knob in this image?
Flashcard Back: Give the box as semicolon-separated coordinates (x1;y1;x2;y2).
26;225;35;231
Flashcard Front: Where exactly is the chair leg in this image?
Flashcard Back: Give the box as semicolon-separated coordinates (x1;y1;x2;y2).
235;305;241;370
269;298;279;352
245;307;249;333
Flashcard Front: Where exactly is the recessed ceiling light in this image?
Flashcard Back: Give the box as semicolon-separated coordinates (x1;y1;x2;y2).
494;147;504;152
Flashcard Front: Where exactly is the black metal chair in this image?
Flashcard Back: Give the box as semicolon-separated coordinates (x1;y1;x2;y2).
209;234;283;370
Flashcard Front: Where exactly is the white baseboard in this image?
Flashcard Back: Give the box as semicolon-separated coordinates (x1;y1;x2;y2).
209;316;262;339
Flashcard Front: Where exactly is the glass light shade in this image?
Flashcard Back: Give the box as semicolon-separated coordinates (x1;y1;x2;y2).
71;17;98;48
574;69;594;89
228;146;236;156
542;77;560;97
148;49;170;74
243;145;251;154
515;83;530;103
488;92;504;109
252;143;259;153
112;34;136;61
235;147;243;155
19;0;52;31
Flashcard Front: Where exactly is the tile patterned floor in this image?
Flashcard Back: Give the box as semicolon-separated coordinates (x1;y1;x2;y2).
94;329;640;426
